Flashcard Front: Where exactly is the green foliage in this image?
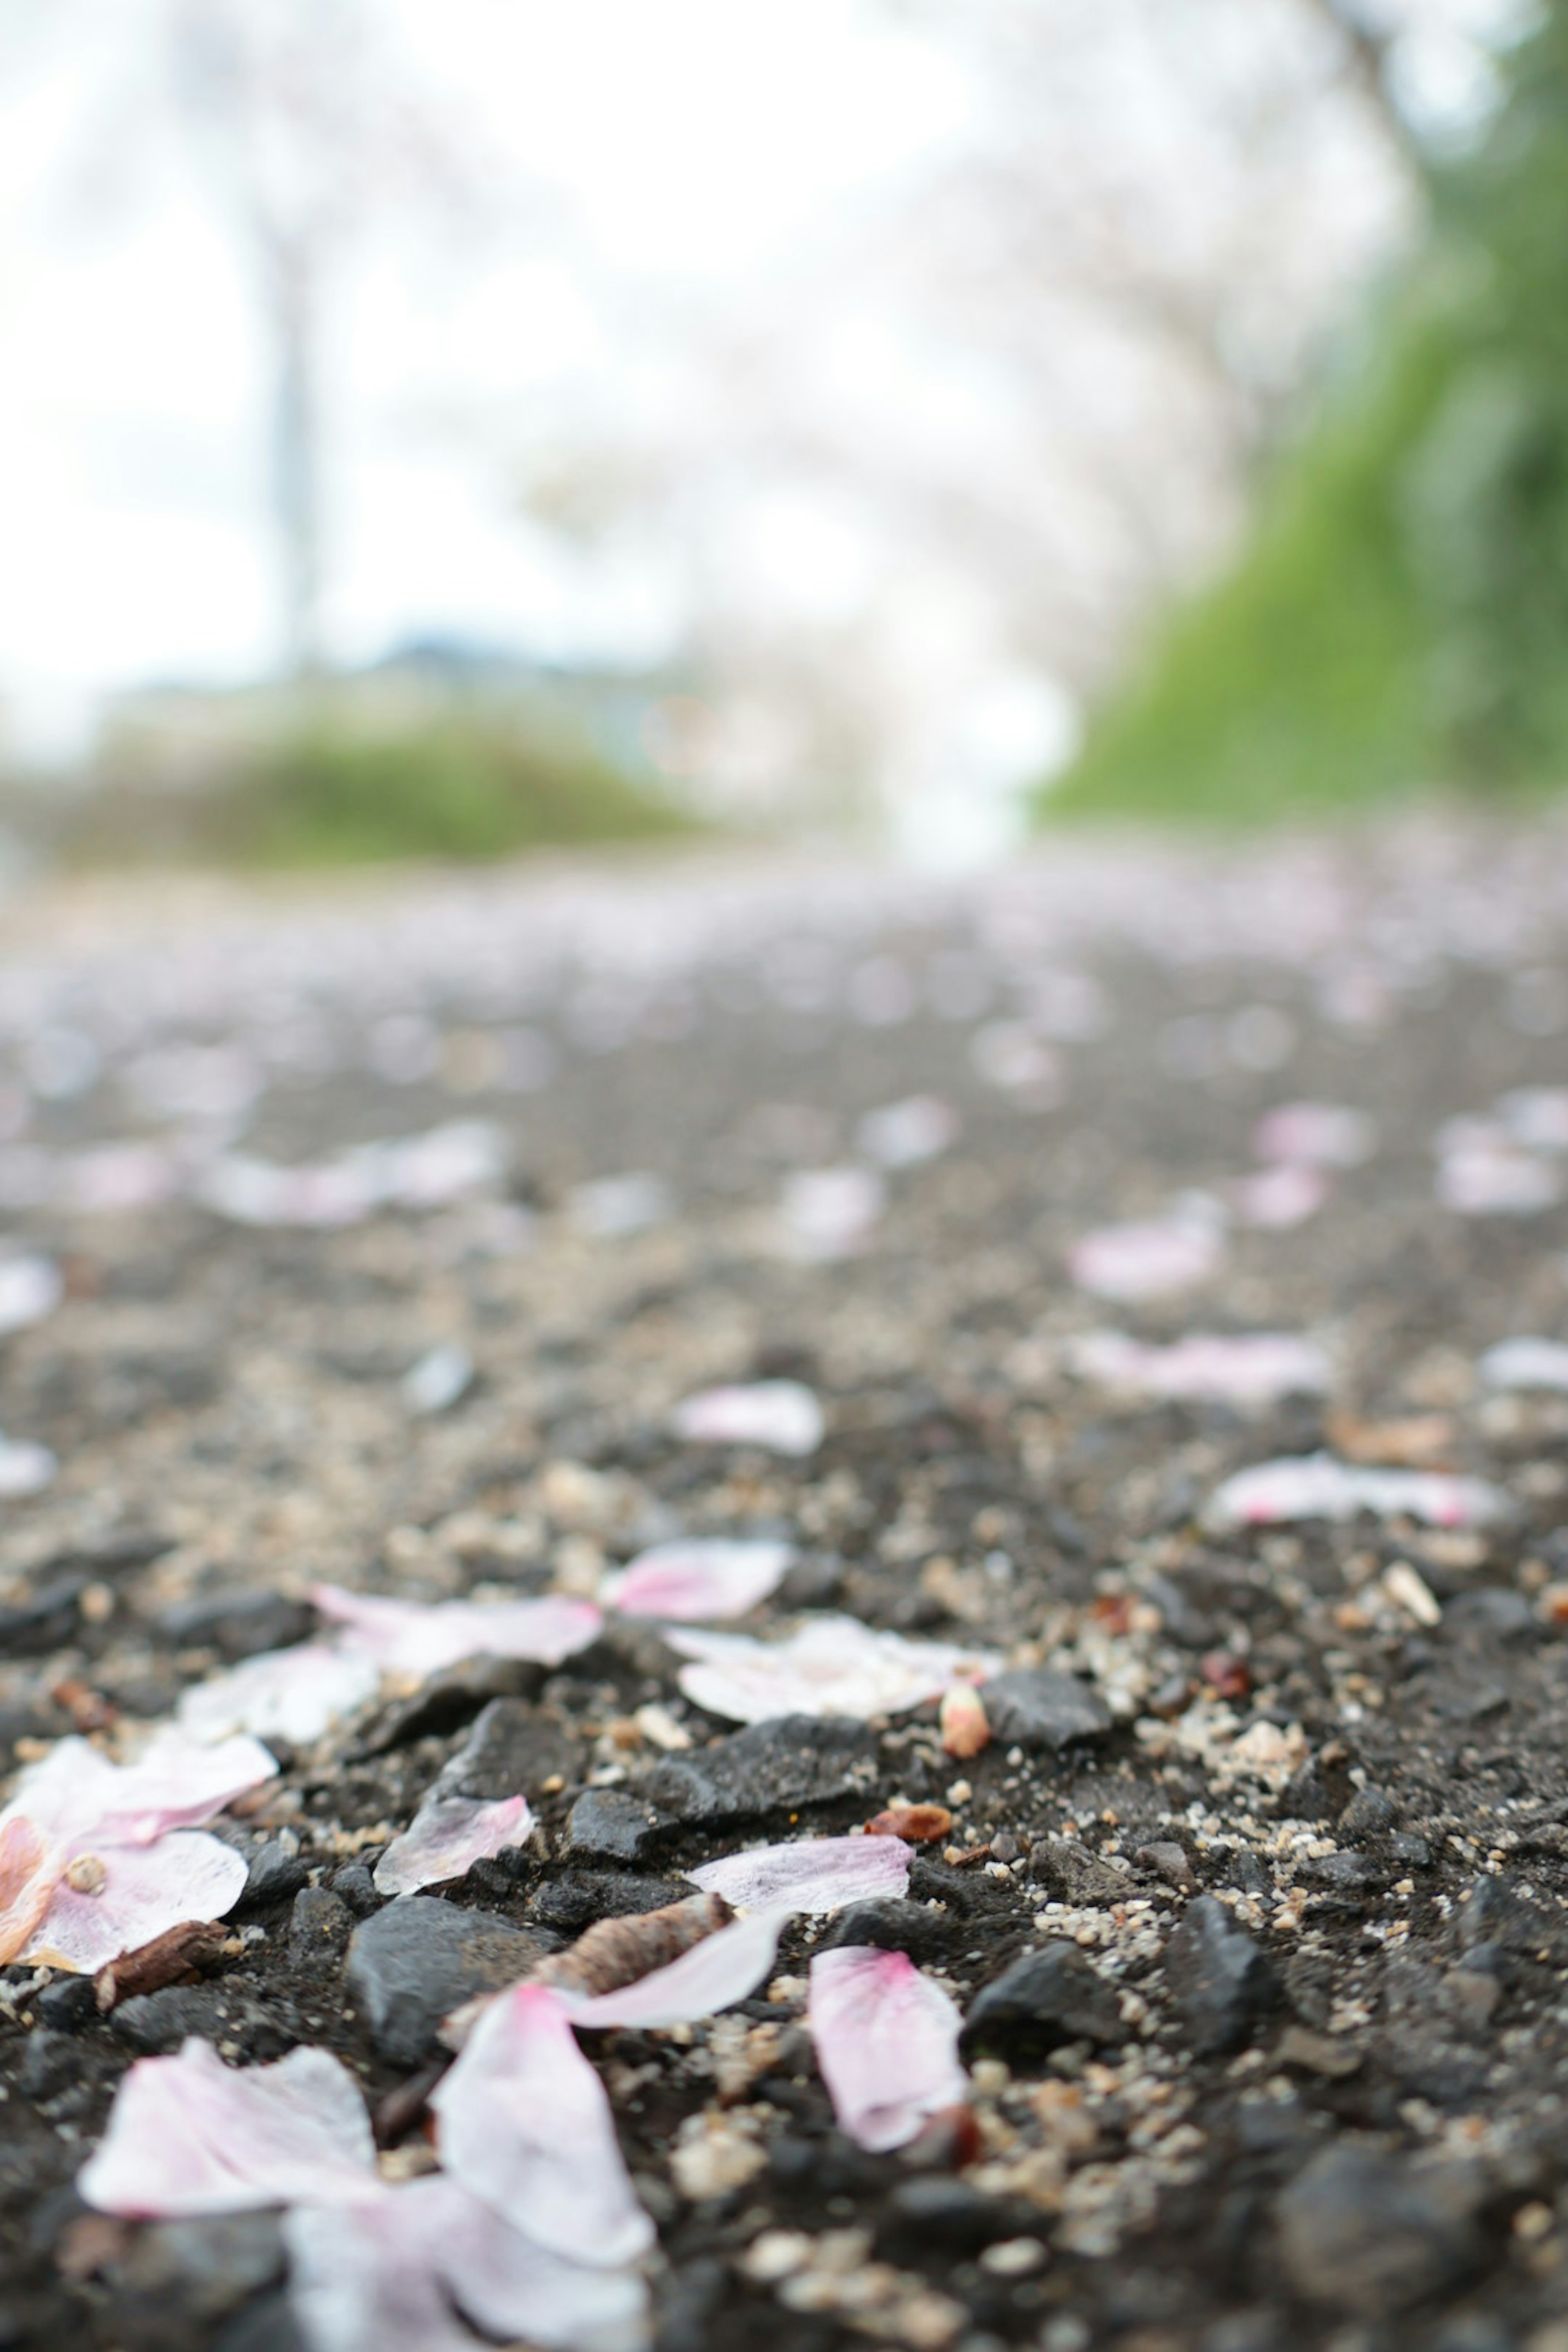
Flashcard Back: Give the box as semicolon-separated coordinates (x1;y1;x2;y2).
1043;3;1568;826
212;714;696;867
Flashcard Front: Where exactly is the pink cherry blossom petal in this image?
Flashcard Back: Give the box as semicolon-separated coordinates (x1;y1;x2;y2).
671;1383;824;1457
177;1644;383;1746
79;2038;376;2218
1252;1103;1376;1168
1065;1331;1331;1406
1480;1337;1568;1392
7;1728;276;1850
285;2177;649;2352
558;1909;786;2029
431;1984;653;2268
26;1828;249;1973
854;1095;958;1169
1204;1452;1508;1531
374;1794;534;1897
1067;1216;1225;1302
0;1814;58;1965
602;1539;795;1621
1437;1146;1563;1216
1228;1164;1327;1229
808;1946;967;2152
689;1835;910;1916
310;1584;603;1675
667;1615;999;1725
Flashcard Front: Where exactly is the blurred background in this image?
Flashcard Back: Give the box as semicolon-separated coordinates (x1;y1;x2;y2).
0;0;1554;876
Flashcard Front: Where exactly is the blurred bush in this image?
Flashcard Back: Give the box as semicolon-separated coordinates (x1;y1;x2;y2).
1042;2;1568;826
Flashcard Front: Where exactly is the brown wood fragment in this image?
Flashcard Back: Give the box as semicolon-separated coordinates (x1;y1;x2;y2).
532;1891;733;1997
866;1804;952;1844
94;1918;228;2013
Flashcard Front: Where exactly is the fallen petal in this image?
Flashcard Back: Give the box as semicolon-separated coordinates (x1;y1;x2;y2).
311;1584;603;1675
1480;1337;1568;1392
0;1433;56;1496
25;1830;249;1973
1067;1216;1224;1302
1252;1103;1375;1168
689;1834;909;1915
432;1983;653;2267
79;2038;376;2217
374;1794;533;1897
534;1892;733;1997
602;1539;795;1621
809;1946;967;2152
177;1644;381;1746
671;1382;824;1457
0;1814;58;1965
7;1728;276;1851
1065;1330;1331;1406
1204;1452;1508;1531
557;1909;785;2029
854;1095;958;1169
1227;1164;1327;1229
0;1252;62;1335
668;1615;999;1726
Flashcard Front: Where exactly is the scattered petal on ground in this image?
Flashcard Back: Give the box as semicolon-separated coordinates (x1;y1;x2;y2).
557;1909;786;2029
1228;1164;1327;1229
79;2039;376;2217
1067;1213;1225;1301
670;1382;824;1457
1497;1088;1568;1153
1065;1330;1332;1405
431;1983;654;2268
1252;1103;1376;1167
0;1252;62;1335
1480;1336;1568;1391
602;1538;796;1621
1205;1452;1508;1530
778;1165;885;1260
667;1615;1000;1724
0;1434;56;1496
0;1816;57;1965
177;1644;382;1746
689;1835;910;1915
808;1947;967;2152
311;1584;603;1675
1437;1145;1564;1216
26;1828;249;1973
569;1173;670;1237
374;1793;534;1897
534;1893;733;1998
8;1728;276;1850
401;1344;474;1416
854;1095;958;1168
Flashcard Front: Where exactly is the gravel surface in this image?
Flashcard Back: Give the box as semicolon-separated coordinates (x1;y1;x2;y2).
5;823;1568;2352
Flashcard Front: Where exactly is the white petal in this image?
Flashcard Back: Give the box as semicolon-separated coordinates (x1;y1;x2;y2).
374;1794;533;1897
177;1645;381;1747
602;1539;795;1621
689;1836;909;1917
1252;1103;1375;1168
1480;1337;1568;1393
6;1728;275;1850
808;1946;967;2152
668;1615;999;1726
1067;1217;1224;1301
311;1584;602;1675
670;1383;824;1457
559;1910;785;2029
80;2039;375;2217
1065;1331;1331;1406
1204;1452;1508;1530
26;1829;248;1972
432;1984;653;2267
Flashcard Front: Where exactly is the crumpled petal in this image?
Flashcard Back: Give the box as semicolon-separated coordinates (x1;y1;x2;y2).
25;1827;249;1972
808;1946;967;2152
79;2038;376;2217
601;1539;795;1622
432;1984;653;2268
558;1909;785;2030
689;1835;910;1916
1480;1337;1568;1392
1065;1330;1331;1406
1067;1215;1224;1301
670;1383;824;1457
668;1615;999;1726
1204;1452;1508;1530
374;1793;533;1897
311;1584;603;1675
6;1727;276;1850
177;1644;383;1746
285;2177;649;2352
0;1814;58;1965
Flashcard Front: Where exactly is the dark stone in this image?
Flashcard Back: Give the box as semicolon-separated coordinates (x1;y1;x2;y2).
818;1900;964;1967
1304;1851;1387;1893
161;1589;315;1660
1278;1760;1344;1822
355;1659;548;1755
34;1976;98;2030
962;1943;1124;2060
0;1574;86;1655
241;1843;310;1911
18;2030;79;2101
1225;1848;1273;1900
1274;2144;1487;2315
116;2214;286;2320
527;1871;694;1935
1033;1840;1131;1907
212;2290;307;2352
978;1668;1111;1750
1136;1840;1196;1893
112;1987;292;2058
1389;1831;1434;1870
1164;1895;1279;2055
874;2177;1035;2260
644;1716;879;1826
436;1697;577;1801
559;1789;669;1865
1338;1786;1399;1841
1442;1588;1535;1642
288;1887;354;1960
329;1864;382;1916
345;1896;545;2065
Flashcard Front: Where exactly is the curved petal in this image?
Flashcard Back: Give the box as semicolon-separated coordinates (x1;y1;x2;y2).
26;1830;249;1973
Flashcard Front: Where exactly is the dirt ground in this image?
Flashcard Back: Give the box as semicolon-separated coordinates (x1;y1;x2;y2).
4;821;1568;2352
